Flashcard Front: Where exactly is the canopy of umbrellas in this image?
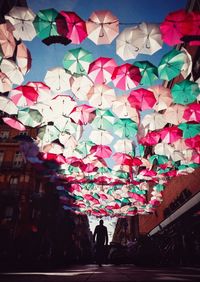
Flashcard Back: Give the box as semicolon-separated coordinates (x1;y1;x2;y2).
0;6;200;217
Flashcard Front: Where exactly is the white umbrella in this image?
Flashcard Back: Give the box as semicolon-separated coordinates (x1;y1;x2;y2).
5;6;36;41
113;139;134;154
71;75;93;101
89;129;114;145
16;42;32;75
30;102;57;124
141;112;167;130
163;104;187;125
0;71;12;93
44;67;72;92
180;47;193;79
87;84;116;109
154;143;174;158
48;95;77;117
0;59;24;85
149;85;173;112
0;96;18;115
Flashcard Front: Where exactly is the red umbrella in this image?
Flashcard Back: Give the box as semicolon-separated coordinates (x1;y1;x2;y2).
128;88;156;111
113;152;142;166
111;63;141;90
185;135;200;150
191;150;200;164
70;104;95;125
2;117;26;131
181;11;200;46
88;57;117;84
26;81;52;102
90;144;112;158
8;85;39;107
160;9;192;46
183;103;200;122
139;131;160;145
58;11;87;44
159;126;182;144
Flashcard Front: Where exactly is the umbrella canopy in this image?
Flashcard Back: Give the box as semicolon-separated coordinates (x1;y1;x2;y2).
171;80;200;105
180;47;193;79
113;139;134;154
0;59;24;85
53;116;78;135
71;75;93;101
183;103;200;122
141;112;167;131
17;108;43;127
0;96;18;115
88;57;117;84
0;22;16;58
128;88;156;111
38;124;60;143
149;85;173;112
139;131;160;145
86;10;119;45
2;117;26;131
16;42;32;75
134;60;158;86
91;108;115;130
70;104;95;125
0;72;12;93
112;95;140;123
59;11;87;44
158;49;185;81
163;104;187;125
48;95;77;117
74;140;95;158
26;81;52;102
30;102;56;124
159;126;182;144
111;63;141;90
178;122;200;138
44;67;72;92
89;129;114;145
87;84;116;109
8;85;38;107
90;144;112;158
5;6;36;41
63;47;93;76
113;118;138;139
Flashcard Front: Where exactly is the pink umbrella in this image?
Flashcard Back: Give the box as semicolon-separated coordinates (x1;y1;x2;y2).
128;88;156;111
139;131;160;145
113;152;141;166
163;104;187;125
90;144;112;158
8;85;39;107
26;81;52;102
0;72;12;93
149;85;173;112
87;84;116;109
58;11;87;44
0;22;16;58
2;117;26;131
70;104;95;125
185;135;200;150
88;57;117;84
191;150;200;164
16;42;32;75
159;126;182;144
111;63;141;90
183;103;200;122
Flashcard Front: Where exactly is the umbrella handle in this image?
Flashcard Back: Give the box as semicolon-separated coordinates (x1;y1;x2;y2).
99;25;104;37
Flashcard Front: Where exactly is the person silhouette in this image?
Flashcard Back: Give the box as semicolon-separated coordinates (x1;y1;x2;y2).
93;219;108;266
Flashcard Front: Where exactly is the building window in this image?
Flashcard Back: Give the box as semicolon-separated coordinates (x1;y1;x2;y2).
9;176;19;189
0;151;4;167
0;130;9;141
13;151;24;168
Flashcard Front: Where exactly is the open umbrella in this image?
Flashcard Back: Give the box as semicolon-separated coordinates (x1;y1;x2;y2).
141;112;167;131
183;103;200;122
159;126;182;144
17;108;43;127
26;81;52;102
87;84;116;109
16;42;32;75
0;59;24;85
0;72;12;93
74;140;95;158
163;104;187;125
149;85;172;112
53;116;78;135
8;85;38;107
70;104;95;125
49;95;76;117
113;118;138;139
38;124;60;144
139;131;160;146
90;144;112;158
2;117;26;131
44;67;72;92
171;80;199;105
111;63;141;90
0;96;18;115
134;60;158;86
5;6;36;41
128;88;156;111
89;129;114;145
178;122;200;138
71;75;93;101
86;10;119;45
88;57;117;84
63;47;93;76
0;22;16;58
113;139;134;154
91;108;115;130
158;49;185;81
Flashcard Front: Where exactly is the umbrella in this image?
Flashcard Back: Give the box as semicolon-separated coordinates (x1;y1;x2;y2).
38;125;60;143
183;103;200;122
71;75;93;101
180;47;193;79
113;118;138;139
163;104;187;125
59;11;87;44
154;143;174;158
8;85;38;107
26;81;52;102
128;88;156;111
134;60;158;86
17;108;43;127
86;10;119;45
0;22;16;58
44;67;72;92
30;102;56;124
0;59;24;85
2;117;26;131
112;95;140;123
74;140;95;158
87;84;116;109
0;71;12;93
178;122;200;138
70;104;95;125
111;63;141;90
90;144;112;158
158;49;185;81
149;154;169;165
141;112;167;131
139;131;160;146
91;108;115;131
89;129;114;145
63;47;93;76
171;80;199;105
5;6;36;41
0;96;18;115
160;9;192;46
16;42;32;75
88;57;117;84
159;126;182;144
53;116;78;135
113;139;134;154
49;95;77;117
149;85;173;112
59;132;77;148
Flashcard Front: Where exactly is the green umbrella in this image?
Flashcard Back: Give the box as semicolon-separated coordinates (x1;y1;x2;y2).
178;122;200;138
63;47;93;76
91;109;115;131
149;154;169;165
158;49;185;81
17;108;43;127
33;8;59;39
38;124;60;143
153;184;165;192
74;140;95;157
129;185;146;195
134;60;158;86
171;80;200;105
113;118;138;139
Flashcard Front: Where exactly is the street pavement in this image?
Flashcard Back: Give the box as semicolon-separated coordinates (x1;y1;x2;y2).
0;264;200;282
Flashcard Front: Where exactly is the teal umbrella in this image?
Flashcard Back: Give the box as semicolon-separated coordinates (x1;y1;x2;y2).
134;60;158;86
158;49;185;81
149;154;169;165
113;118;138;139
74;140;95;157
63;47;93;75
38;125;60;143
91;109;115;131
178;122;200;138
171;80;200;105
17;108;43;127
